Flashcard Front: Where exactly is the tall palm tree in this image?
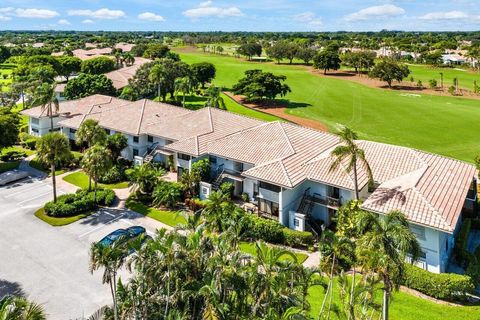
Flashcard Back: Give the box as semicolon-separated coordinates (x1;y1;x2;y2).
33;83;59;131
123;53;135;66
174;76;194;107
149;64;166;101
330;126;372;200
90;241;128;320
36;132;71;203
0;295;46;320
75;119;107;149
81;145;113;203
204;85;226;109
356;210;421;320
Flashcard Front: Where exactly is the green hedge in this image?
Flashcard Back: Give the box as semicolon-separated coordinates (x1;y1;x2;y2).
402;264;474;301
454;219;471;267
242;213;314;248
44;189;116;217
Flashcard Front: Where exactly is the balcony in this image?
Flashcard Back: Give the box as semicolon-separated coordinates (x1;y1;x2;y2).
309;193;341;208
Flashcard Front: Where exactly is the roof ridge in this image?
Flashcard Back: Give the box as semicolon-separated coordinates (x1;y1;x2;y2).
136;99;147;135
278;122;296;155
410;187;447;228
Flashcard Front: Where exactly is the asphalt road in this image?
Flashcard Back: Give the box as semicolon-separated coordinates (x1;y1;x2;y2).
0;176;155;319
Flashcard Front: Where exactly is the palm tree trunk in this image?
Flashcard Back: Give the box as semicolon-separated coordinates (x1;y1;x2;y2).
112;271;119;320
51;164;57;203
382;290;389;320
353;162;359;200
88;176;92;191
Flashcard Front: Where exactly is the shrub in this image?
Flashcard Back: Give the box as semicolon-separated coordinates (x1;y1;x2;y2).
44;189;115;217
99;165;125;184
21;134;39;150
242;214;285;244
241;192;249;202
402;264;474;301
185;197;206;211
152;181;182;209
454;219;471;267
0;150;26;161
219;182;234;199
428;79;437;89
448;85;456;95
282;228;314;247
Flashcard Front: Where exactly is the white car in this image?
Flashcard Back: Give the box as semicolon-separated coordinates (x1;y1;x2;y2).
0;170;29;186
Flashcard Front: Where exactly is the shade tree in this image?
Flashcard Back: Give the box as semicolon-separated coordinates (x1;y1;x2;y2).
369;60;410;88
232;69;291;102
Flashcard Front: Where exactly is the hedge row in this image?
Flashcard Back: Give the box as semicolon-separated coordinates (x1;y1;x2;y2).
402;264;474;301
44;189;116;217
242;214;314;248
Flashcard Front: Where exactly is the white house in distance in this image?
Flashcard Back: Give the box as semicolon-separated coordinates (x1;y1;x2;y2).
22;95;477;274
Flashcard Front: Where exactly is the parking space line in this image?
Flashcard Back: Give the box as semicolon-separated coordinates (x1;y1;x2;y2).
77;213;126;239
4;181;47;198
17;190;54;205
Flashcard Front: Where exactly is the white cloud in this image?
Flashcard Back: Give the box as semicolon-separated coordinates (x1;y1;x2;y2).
344;4;405;22
183;1;243;18
15;8;59;19
138;12;165;22
294;11;322;28
68;8;126;20
419;11;477;20
82;19;94;24
57;19;71;25
0;7;14;13
0;15;11;21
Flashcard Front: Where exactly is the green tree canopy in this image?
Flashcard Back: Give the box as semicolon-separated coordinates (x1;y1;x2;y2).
56;55;82;81
190;62;216;88
64;73;116;100
232;69;291;102
143;43;170;59
237;42;262;60
0;109;19;151
313;50;342;74
75;119;107;148
80;56;116;74
106;133;128;162
369;60;410;88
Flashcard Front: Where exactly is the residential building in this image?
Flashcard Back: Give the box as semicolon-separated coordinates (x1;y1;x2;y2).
22;95;478;273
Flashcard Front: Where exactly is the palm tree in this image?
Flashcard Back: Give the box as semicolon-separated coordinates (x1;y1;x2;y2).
330;126;372;200
33;83;59;131
128;162;165;194
174;76;194;107
0;295;46;320
36;132;71;203
90;241;128;320
204;85;226;109
149;64;166;101
81;145;113;203
123;53;135;66
356;210;421;320
75;119;107;149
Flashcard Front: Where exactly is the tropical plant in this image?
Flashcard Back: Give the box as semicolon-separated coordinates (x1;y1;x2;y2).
128;163;165;194
90;240;128;320
106;133;128;162
355;210;421;320
0;295;46;320
203;85;226;109
152;181;182;209
32;82;59;131
75;119;107;148
330;126;372;200
81;145;113;202
174;76;195;107
36;132;71;203
149;63;166;100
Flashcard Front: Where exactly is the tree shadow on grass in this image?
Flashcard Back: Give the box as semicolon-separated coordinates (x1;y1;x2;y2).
0;279;26;299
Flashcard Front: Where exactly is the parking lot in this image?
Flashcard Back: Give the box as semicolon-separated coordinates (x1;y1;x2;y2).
0;176;157;319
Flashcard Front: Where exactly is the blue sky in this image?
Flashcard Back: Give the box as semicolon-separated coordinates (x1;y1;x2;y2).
0;0;479;31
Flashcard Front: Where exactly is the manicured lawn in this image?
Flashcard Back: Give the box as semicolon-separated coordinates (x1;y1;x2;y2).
0;161;20;173
239;241;309;263
125;199;186;227
62;171;129;189
0;64;15;92
177;50;480;162
29;157;67;176
34;207;92;226
407;64;480;91
307;277;480;319
1;145;35;157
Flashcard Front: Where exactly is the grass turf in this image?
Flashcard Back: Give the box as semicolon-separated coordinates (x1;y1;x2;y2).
239;241;309;264
176;50;480;162
34;207;92;226
125;199;186;227
307;277;480;319
62;171;129;190
407;64;480;91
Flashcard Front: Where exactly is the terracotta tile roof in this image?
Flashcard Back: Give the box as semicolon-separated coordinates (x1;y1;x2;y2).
104;57;151;89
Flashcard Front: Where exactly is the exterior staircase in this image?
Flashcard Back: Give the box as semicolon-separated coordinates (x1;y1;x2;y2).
297;188;323;238
211;165;225;190
142;142;160;164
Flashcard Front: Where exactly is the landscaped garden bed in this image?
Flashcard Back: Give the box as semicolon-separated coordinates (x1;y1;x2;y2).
36;189;116;226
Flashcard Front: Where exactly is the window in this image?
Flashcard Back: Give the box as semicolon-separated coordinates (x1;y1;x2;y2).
294;219;299;227
133;136;139;143
31;118;39;125
105;129;111;135
32;128;39;133
258;198;279;217
259;181;281;193
133;149;139;157
253;183;259;198
178;153;191;161
69;128;76;134
49;128;60;132
410;224;426;240
147;135;153;143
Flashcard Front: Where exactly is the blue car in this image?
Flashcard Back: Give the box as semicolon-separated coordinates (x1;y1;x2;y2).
98;226;147;248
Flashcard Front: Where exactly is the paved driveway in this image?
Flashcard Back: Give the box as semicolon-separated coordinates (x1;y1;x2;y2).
0;176;157;319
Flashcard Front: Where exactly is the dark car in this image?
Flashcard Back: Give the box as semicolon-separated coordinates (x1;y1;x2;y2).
98;226;147;248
